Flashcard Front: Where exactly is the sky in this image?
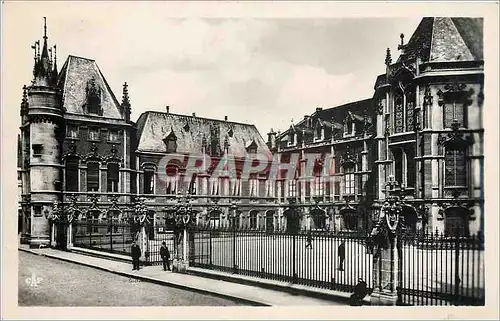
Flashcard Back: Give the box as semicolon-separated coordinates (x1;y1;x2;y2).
2;2;422;137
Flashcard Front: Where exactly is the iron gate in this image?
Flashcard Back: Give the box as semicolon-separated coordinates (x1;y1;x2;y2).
397;231;485;306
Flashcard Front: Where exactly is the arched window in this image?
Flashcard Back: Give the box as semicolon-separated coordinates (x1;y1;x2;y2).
65;157;79;192
107;163;119;193
87;162;100;192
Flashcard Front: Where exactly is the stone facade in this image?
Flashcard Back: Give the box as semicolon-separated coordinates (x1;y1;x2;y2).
275;17;484;237
373;17;484;237
18;17;484;249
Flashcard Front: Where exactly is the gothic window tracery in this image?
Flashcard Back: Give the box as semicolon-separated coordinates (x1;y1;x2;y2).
406;90;416;131
394;95;404;133
437;83;473;129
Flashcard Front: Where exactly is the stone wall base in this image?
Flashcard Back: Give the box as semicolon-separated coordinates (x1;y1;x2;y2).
28;236;50;249
172;259;189;273
370;290;398;306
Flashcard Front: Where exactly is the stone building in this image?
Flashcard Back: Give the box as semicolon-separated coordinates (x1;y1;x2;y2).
372;17;484;236
18;20;277;248
18;17;484;248
273;17;484;236
273;99;376;233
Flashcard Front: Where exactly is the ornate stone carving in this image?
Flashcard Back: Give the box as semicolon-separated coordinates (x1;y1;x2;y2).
437;120;474;149
437;83;474;107
339;146;358;167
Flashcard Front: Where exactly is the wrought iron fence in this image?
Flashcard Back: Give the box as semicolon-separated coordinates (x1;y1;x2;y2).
144;224;178;265
397;231;485;306
72;221;138;256
188;225;374;293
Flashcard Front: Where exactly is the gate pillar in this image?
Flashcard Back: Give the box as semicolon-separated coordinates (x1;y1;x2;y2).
66;222;73;250
370;176;406;306
370;234;400;305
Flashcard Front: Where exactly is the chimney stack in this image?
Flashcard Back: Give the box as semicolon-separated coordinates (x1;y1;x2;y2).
192;112;196;117
316;107;323;112
224;116;228;121
166;106;170;113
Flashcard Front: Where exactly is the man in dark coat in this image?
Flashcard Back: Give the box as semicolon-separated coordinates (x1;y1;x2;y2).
338;241;346;271
131;240;141;271
349;278;368;306
160;241;171;271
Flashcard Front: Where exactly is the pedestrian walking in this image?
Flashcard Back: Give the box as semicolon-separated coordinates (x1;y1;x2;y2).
160;241;171;271
349;278;368;306
305;231;313;249
131;240;141;271
338;241;346;271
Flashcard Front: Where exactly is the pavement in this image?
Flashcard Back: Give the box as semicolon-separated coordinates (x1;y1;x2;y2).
18;246;352;306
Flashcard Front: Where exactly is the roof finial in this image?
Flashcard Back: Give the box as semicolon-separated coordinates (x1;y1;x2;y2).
31;42;37;61
36;41;40;60
398;33;406;52
53;45;57;70
122;82;130;106
20;85;29;116
44;17;47;39
385;48;392;66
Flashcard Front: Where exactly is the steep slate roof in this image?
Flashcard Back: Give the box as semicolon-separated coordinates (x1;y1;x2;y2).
399;17;483;63
280;98;373;138
136;111;271;157
57;55;123;119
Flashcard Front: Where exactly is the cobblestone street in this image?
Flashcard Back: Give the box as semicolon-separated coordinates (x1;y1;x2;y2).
18;252;244;306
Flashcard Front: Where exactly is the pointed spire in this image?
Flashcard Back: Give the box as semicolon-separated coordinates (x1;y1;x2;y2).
41;17;49;60
33;17;57;86
385;48;392;66
51;45;58;83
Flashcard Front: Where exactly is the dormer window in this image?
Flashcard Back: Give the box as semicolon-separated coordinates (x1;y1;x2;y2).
167;140;176;153
343;118;354;137
66;125;79;139
84;76;103;116
163;128;177;153
88;128;100;141
314;122;324;141
288;132;296;146
246;140;258;154
108;130;119;143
